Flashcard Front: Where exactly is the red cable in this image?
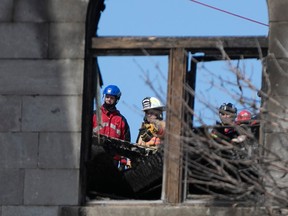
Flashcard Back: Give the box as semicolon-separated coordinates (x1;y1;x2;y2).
189;0;268;27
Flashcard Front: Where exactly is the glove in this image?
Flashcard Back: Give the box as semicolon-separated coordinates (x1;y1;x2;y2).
144;123;159;134
139;123;158;142
141;129;154;142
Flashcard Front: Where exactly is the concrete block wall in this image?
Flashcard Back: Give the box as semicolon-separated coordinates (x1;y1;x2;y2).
264;0;288;204
0;0;88;215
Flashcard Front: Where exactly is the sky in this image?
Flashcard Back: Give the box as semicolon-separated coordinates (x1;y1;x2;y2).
95;0;269;142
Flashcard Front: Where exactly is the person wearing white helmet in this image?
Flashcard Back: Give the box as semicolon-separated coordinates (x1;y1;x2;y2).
136;97;166;148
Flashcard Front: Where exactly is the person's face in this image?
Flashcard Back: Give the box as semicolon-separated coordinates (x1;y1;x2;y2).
219;112;235;125
145;110;159;123
104;94;116;105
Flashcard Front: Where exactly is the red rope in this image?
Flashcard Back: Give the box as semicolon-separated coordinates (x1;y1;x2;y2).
189;0;268;27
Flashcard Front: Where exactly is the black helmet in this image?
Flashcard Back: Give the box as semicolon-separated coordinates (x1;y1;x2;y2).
219;103;237;115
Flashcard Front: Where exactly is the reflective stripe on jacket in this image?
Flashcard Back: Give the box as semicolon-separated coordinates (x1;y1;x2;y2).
93;105;131;142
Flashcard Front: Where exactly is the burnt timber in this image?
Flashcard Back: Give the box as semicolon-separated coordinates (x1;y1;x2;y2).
91;36;268;60
87;134;163;200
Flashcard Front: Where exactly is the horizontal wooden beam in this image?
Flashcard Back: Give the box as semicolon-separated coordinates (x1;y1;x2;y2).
91;36;268;59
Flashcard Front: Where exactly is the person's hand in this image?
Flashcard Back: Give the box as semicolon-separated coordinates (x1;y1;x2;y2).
231;135;247;143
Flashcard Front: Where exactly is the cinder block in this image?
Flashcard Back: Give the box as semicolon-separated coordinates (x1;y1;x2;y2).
24;169;79;205
2;206;58;216
269;23;288;58
0;169;24;205
0;23;48;59
39;132;81;168
46;0;88;22
14;0;48;22
0;60;84;95
0;133;38;169
266;57;288;96
22;96;82;132
262;96;288;133
0;0;13;21
268;0;288;22
14;0;88;22
265;132;288;159
49;23;85;59
0;96;21;132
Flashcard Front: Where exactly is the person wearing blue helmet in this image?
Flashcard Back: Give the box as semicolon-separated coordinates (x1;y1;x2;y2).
93;85;131;170
93;84;130;141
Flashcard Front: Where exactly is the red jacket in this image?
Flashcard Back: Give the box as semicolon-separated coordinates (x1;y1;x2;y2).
93;106;131;142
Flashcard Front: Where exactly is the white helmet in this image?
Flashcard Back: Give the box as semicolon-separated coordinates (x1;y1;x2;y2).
142;97;165;111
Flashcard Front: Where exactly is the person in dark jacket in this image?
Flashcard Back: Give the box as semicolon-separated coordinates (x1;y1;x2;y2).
211;102;239;144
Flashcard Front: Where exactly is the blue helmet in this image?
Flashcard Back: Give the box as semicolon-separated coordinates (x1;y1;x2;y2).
103;85;121;100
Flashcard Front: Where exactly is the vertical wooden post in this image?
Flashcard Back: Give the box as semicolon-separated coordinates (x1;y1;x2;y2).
162;48;187;203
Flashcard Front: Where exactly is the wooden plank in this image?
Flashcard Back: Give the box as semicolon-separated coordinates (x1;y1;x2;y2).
162;48;187;203
92;36;268;49
91;36;268;58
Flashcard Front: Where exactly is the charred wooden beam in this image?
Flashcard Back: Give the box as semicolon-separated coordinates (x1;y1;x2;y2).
91;36;268;60
92;134;158;159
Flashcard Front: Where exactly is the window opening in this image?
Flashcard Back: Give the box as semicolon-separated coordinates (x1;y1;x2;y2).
184;57;263;202
82;0;268;205
87;56;168;201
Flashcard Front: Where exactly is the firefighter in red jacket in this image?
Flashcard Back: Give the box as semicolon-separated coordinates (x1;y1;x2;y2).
93;84;131;170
